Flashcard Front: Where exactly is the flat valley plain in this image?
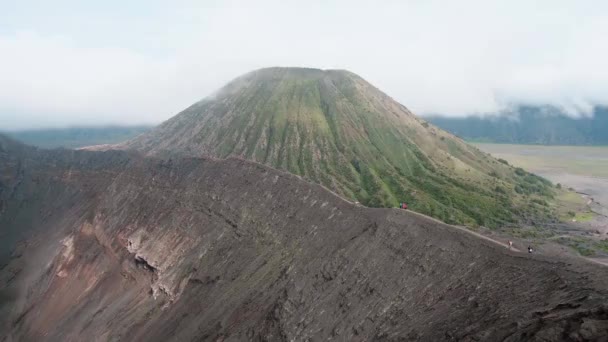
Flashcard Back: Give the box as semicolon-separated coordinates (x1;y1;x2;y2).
474;144;608;205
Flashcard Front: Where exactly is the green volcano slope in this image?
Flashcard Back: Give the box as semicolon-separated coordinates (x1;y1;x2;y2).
126;67;554;227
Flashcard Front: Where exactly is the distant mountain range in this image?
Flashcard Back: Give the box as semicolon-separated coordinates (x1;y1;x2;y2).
426;106;608;145
3;125;152;149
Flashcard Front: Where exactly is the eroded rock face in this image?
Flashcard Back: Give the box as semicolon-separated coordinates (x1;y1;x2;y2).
1;135;608;341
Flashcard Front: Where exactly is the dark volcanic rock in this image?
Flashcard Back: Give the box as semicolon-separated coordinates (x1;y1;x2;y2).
1;135;608;341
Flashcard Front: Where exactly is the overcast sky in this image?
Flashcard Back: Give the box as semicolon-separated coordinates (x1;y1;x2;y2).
1;0;607;130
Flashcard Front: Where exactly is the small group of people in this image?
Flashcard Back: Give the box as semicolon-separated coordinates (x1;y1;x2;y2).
507;240;534;253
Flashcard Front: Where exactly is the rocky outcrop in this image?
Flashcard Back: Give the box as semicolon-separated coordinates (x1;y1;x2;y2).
1;136;607;341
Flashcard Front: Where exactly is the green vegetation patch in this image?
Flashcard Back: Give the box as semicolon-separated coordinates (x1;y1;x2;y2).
504;226;554;240
553;190;596;223
573;211;595;222
555;236;608;257
555;236;596;256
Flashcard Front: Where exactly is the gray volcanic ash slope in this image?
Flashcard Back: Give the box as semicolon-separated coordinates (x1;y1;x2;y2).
1;135;607;341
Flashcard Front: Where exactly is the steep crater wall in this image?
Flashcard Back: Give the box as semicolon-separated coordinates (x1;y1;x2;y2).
0;139;607;341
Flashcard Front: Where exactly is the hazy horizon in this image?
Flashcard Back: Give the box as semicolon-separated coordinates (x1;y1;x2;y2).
4;102;608;133
2;1;608;130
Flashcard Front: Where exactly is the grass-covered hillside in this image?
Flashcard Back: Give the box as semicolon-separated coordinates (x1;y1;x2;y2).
126;67;555;227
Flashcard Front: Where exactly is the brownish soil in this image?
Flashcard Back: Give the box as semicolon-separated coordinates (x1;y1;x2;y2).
1;135;608;341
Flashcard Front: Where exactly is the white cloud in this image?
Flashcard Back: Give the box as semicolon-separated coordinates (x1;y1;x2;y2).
0;31;234;129
1;0;608;129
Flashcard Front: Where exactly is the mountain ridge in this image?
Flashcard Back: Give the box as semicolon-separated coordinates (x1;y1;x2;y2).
426;106;608;145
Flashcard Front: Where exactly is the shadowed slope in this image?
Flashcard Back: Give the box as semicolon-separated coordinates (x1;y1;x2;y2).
1;136;607;341
125;67;554;227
